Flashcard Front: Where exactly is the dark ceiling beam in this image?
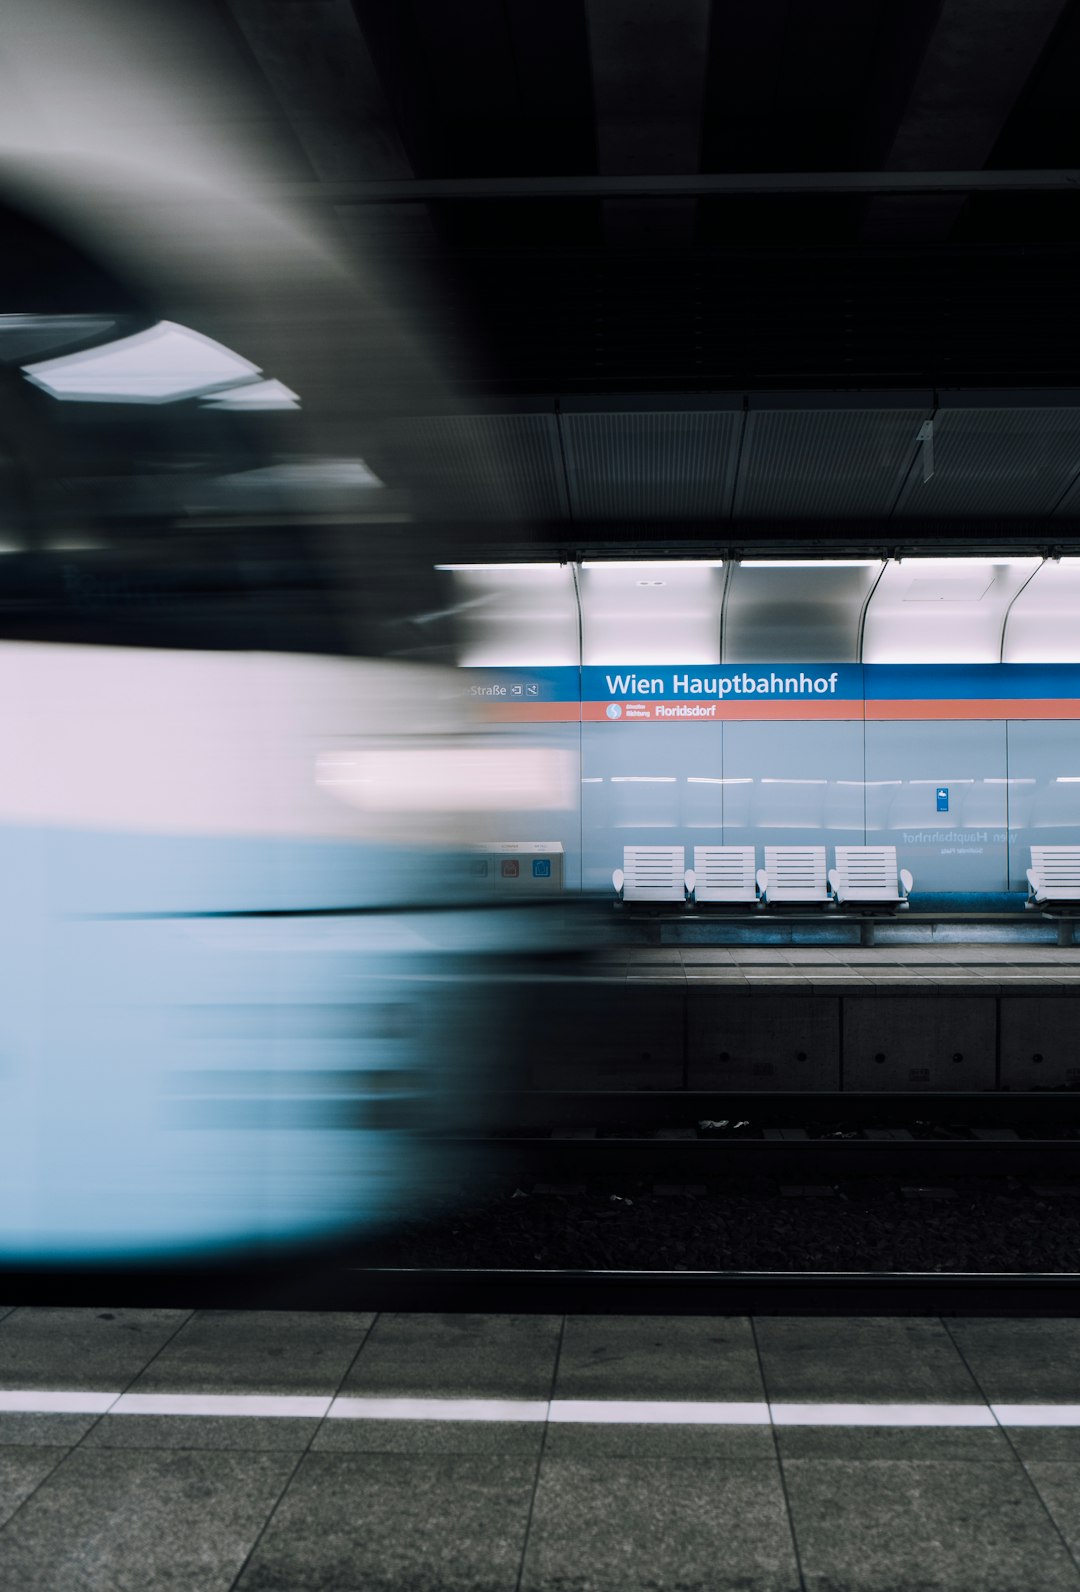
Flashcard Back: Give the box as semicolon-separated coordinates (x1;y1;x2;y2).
863;0;1071;241
584;0;712;249
260;169;1080;203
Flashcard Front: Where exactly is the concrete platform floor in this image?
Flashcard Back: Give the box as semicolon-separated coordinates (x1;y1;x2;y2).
599;942;1080;989
2;1307;1080;1588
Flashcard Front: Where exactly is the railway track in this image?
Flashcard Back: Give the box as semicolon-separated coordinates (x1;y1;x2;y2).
3;1261;1079;1315
434;1090;1080;1181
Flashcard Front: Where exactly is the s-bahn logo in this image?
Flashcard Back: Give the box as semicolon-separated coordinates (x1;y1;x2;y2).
606;702;623;720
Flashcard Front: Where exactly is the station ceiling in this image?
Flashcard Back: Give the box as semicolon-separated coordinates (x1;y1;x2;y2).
226;0;1080;547
8;0;1080;564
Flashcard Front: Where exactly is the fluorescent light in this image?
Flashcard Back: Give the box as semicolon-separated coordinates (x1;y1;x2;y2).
201;379;300;411
23;321;261;404
225;460;380;489
836;780;901;787
611;776;677;783
910;779;975;785
761;778;827;785
739;560;880;569
581;560;723;569
900;555;1039;564
687;777;753;785
436;563;564;572
985;778;1035;784
1057;777;1080;783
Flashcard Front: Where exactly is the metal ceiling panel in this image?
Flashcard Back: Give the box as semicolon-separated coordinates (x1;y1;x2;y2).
862;557;1041;662
1002;559;1080;661
561;410;741;520
896;407;1080;517
723;562;883;662
364;413;569;521
733;408;928;519
446;564;580;667
579;561;724;664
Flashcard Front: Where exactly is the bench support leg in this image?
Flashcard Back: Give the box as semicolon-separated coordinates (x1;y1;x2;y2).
860;919;876;947
1058;919;1075;948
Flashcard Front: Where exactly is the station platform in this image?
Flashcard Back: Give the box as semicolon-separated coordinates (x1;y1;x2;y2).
515;944;1080;1092
1;1307;1080;1589
606;943;1080;987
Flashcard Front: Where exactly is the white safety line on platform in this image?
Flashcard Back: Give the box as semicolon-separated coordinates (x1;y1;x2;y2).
0;1390;1078;1427
549;1399;770;1424
990;1404;1080;1426
111;1393;332;1418
329;1397;548;1422
769;1402;995;1427
0;1391;116;1414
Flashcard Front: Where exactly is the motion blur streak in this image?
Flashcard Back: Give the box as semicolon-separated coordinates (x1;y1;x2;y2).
317;747;578;817
0;2;565;1268
0;643;549;1262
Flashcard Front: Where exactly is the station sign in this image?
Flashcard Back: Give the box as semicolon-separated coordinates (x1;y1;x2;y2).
456;662;1080;722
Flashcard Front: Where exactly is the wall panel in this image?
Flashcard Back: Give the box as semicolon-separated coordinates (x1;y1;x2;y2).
863;720;1008;892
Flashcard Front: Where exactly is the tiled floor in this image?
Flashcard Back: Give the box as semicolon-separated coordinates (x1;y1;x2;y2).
2;1308;1080;1589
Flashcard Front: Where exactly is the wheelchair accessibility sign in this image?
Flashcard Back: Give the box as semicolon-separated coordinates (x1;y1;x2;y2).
936;786;949;812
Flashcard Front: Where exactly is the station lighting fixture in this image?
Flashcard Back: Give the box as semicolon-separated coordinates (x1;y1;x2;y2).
580;560;724;568
738;559;880;568
21;320;300;409
225;459;381;489
201;379;300;411
435;562;565;571
23;321;259;403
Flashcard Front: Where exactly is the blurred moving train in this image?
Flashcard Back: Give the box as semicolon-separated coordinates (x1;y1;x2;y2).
0;181;573;1264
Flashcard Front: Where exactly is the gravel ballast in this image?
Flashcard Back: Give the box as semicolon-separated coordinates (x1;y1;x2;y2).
357;1176;1080;1273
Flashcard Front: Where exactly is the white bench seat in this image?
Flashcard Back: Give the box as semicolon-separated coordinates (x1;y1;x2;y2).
613;845;688;903
1027;846;1080;906
829;845;912;910
758;846;831;905
688;846;759;904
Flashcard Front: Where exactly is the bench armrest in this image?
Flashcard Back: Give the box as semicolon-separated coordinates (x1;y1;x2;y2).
899;869;913;896
756;868;768;898
684;868;696;899
612;867;624;899
828;868;841;900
